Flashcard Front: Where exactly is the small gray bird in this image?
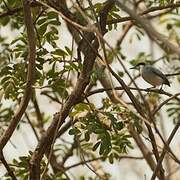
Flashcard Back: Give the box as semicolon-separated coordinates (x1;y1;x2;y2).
131;62;170;89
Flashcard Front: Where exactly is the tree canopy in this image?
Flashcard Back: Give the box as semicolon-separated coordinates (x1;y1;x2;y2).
0;0;180;179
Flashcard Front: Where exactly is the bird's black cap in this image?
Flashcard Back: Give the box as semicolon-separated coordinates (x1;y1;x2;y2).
130;62;146;69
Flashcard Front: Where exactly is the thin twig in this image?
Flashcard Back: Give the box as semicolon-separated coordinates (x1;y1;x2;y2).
32;94;46;135
25;112;39;140
107;2;180;25
152;93;180;115
41;50;74;180
0;151;17;180
151;121;180;180
165;72;180;77
61;0;158;177
87;86;180;101
65;155;144;170
115;0;180;56
37;0;96;33
142;2;180;15
0;1;41;18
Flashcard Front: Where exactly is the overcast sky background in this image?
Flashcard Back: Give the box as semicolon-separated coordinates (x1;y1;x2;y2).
0;2;180;179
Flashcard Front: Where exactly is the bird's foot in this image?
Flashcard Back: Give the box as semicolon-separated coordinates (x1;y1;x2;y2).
146;86;156;94
146;86;156;90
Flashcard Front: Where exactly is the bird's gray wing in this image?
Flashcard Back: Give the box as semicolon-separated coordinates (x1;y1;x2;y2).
152;68;170;86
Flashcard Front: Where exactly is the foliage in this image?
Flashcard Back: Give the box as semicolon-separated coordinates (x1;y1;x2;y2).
167;101;180;123
0;0;179;179
69;101;135;163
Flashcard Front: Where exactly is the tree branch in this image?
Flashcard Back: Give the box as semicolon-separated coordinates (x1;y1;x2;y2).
29;1;115;179
57;1;161;176
0;151;17;180
0;1;41;18
107;2;180;25
114;0;180;56
94;65;158;176
65;155;144;171
0;0;36;150
153;93;180;115
87;86;180;101
151;121;180;180
142;2;180;15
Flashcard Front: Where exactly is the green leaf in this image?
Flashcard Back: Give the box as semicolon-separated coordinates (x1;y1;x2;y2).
48;20;61;26
116;121;124;130
99;142;105;155
65;46;72;56
94;128;105;134
37;17;47;25
1;76;12;84
85;131;90;141
48;11;58;19
0;16;10;26
52;49;68;57
108;153;114;164
117;71;124;77
69;128;81;135
74;103;90;112
39;23;48;36
93;141;101;151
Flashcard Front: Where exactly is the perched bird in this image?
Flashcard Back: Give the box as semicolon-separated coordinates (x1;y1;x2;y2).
130;62;170;89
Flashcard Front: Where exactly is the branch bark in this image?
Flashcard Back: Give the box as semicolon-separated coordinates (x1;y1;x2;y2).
114;0;180;56
0;151;17;180
55;1;160;178
0;1;41;18
29;1;115;179
87;86;180;101
151;121;180;179
0;0;36;150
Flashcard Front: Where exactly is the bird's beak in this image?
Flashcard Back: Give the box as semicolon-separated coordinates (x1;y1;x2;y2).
130;66;137;69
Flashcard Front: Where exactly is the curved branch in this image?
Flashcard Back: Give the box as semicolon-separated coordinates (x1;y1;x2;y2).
0;1;41;18
153;93;180;115
151;121;180;180
115;0;180;56
0;0;36;150
65;155;144;171
87;86;180;101
29;1;115;179
107;2;180;25
165;72;180;77
0;151;17;180
142;2;180;15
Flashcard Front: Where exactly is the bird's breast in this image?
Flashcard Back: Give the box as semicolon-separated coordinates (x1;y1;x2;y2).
142;70;163;86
